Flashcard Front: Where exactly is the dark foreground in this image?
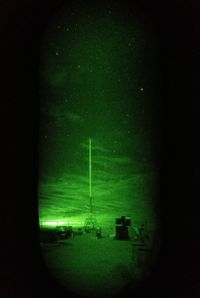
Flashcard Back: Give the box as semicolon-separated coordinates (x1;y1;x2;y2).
41;230;153;298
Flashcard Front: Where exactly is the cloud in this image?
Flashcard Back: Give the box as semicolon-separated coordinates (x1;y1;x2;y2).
39;154;157;221
66;111;83;124
80;142;111;153
43;103;83;127
93;155;131;165
80;141;131;170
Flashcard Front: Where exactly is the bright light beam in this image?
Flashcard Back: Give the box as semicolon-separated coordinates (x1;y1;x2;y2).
89;137;92;198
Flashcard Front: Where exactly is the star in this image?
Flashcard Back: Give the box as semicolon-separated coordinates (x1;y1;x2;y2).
140;87;144;91
55;52;59;56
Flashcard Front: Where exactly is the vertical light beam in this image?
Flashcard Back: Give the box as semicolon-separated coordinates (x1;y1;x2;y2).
89;137;92;198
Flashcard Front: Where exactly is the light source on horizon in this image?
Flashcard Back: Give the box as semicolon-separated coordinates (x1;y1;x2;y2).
40;219;83;228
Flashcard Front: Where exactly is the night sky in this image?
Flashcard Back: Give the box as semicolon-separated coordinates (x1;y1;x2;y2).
38;1;161;228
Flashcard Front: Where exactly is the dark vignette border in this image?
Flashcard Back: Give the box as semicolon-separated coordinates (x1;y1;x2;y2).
1;0;200;297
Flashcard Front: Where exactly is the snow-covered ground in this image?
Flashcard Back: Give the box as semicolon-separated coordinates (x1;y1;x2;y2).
41;228;155;298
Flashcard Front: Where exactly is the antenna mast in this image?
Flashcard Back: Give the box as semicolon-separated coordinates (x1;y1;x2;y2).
89;137;92;198
84;138;96;229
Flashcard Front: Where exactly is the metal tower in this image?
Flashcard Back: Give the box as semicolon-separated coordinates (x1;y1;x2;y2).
84;138;96;229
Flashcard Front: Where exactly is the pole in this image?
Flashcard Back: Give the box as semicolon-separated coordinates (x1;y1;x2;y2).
89;138;92;198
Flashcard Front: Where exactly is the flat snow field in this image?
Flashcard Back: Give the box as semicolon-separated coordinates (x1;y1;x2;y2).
41;231;146;298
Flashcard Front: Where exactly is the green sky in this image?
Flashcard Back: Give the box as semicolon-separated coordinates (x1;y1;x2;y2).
38;1;160;227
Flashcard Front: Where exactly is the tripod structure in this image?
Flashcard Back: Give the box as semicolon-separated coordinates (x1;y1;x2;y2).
84;138;96;229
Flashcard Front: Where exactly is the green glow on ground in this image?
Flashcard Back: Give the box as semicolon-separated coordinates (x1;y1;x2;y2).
38;1;161;296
